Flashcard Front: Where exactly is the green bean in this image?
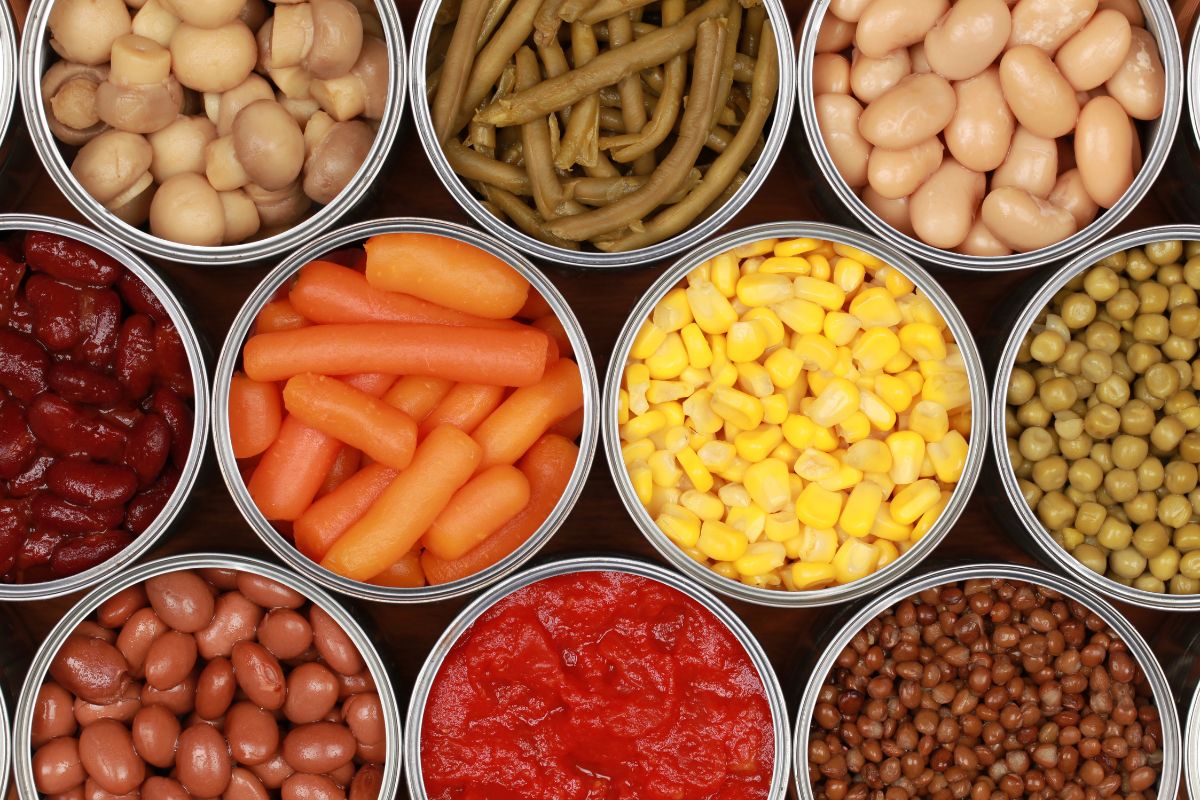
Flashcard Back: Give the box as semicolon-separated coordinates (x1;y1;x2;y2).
608;12;656;175
709;2;740;129
733;52;754;82
557;0;599;22
534;0;569;45
564;167;700;205
476;0;519;49
580;0;654;24
436;0;463;26
557;21;602;170
515;47;584;219
432;0;491;143
482;184;582;249
455;0;545;135
740;3;764;57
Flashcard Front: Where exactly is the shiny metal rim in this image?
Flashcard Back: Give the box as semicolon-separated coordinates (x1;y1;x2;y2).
796;0;1184;273
403;555;792;799
406;0;797;268
17;1;408;266
990;224;1200;610
0;1;16;150
603;220;989;607
1190;14;1200;152
11;552;404;800
791;562;1183;800
1187;680;1200;799
213;216;600;603
0;214;210;601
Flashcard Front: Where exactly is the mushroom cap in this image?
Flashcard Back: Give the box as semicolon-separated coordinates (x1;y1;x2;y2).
232;99;305;191
42;61;111;146
209;73;275;136
71;129;153;205
110;179;155;226
245;180;311;228
167;0;244;29
95;77;184;134
307;0;364;80
170;21;257;93
147;114;217;182
149;172;225;246
219;189;261;244
302;119;373;205
349;35;388;121
49;0;132;66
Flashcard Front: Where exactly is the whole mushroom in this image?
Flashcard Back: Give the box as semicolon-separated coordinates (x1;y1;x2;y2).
95;35;184;134
245;181;311;229
170;21;258;93
268;0;363;79
71;130;154;215
131;0;180;47
219;189;262;244
49;0;132;66
204;74;274;136
41;61;110;146
303;118;373;204
232;100;305;191
162;0;243;29
310;34;386;121
147;115;217;183
149;172;225;246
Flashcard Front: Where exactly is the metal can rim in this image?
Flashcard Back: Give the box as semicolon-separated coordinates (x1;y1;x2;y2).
0;1;17;151
989;223;1200;611
212;216;601;603
795;0;1185;273
1189;14;1200;152
17;1;409;267
10;552;405;800
1187;679;1200;799
405;0;797;268
603;220;989;607
402;554;793;799
0;213;210;601
790;562;1183;800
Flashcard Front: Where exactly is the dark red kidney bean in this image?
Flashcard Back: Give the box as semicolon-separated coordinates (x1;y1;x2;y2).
32;736;86;794
282;774;345;800
9;293;34;334
348;764;381;800
29;394;128;462
115;315;155;399
97;584;149;628
142;777;190;800
116;271;168;322
0;501;26;573
9;451;55;496
0;402;37;479
124;486;172;536
18;528;71;570
51;531;133;576
153;321;192;396
0;327;50;401
49;634;131;704
49;363;123;407
32;492;125;534
0;250;24;324
32;682;78;748
26;275;83;351
75;288;122;370
25;232;123;287
47;459;138;509
148;387;192;469
123;413;171;485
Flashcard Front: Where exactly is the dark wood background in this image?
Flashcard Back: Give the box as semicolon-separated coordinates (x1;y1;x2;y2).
2;0;1199;796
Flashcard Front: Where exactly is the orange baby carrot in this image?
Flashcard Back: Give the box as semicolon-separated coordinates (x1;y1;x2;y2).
243;323;550;387
289;261;522;330
364;233;530;319
422;434;579;585
284;373;418;470
317;446;361;498
248;416;343;521
517;291;553;320
228;372;283;459
532;314;573;358
294;462;399;561
472;358;584;469
342;372;396;396
369;551;426;588
422;465;531;560
549;407;585;440
254;298;310;334
419;383;506;438
384;376;454;422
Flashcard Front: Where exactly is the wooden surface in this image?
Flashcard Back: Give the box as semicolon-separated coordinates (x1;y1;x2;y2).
2;0;1200;797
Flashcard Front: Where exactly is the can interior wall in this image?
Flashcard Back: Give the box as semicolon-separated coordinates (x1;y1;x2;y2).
0;2;17;152
1187;680;1200;799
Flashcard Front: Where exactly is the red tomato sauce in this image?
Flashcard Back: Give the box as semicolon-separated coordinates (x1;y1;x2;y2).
420;570;776;800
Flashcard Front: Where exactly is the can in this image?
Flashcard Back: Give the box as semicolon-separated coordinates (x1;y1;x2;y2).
0;1;17;152
212;217;600;603
604;221;989;607
403;555;792;799
1187;679;1200;799
407;0;796;268
17;1;407;267
791;562;1184;800
991;224;1200;611
796;0;1184;272
0;214;209;602
10;552;404;800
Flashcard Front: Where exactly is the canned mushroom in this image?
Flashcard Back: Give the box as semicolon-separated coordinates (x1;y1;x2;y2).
13;553;402;800
795;565;1182;800
994;226;1200;611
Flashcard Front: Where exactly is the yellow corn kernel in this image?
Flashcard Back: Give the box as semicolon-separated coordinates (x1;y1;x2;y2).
680;490;724;521
884;350;914;374
771;441;800;464
736;362;775;398
877;264;915;296
680;323;713;369
791;561;836;589
764;510;800;542
788;472;805;499
784;381;807;412
743;458;791;513
794;448;840;481
890;478;941;524
717;455;749;483
776;237;821;257
928;430;969;483
680;546;707;564
898;322;947;362
646;332;689;380
852;327;902;372
899;369;924;396
733;238;777;258
737;272;793;307
918;453;936;479
812;424;839;453
621;409;667;441
735;425;784;463
711;362;739;387
709;333;729;374
875;539;900;569
735;541;786;576
646;380;690;404
712;561;739;580
782;415;817;449
794;276;845;310
887;431;926;485
647;485;680;517
711;385;764;430
823;311;861;346
860;390;898;431
686;282;739;334
762;394;789;426
922;371;971;410
913;492;951;540
809;254;832;281
875;374;914;413
648;449;682;487
797;526;838;564
863;470;895;497
726;321;766;363
897;293;942;326
653;288;693;332
840;481;883;537
621;437;655;465
718;482;751;508
843;439;892;473
838;411;872;444
676;446;713;493
818;463;863;492
726;505;767;541
686;260;712;287
809;377;861;427
682;390;723;435
656;504;701;548
628;460;653;505
680;365;711;390
657;402;685;428
833;242;885;269
908;400;950;442
689;431;713;453
625;363;651;414
697;520;749;562
618;388;630;425
834;258;866;293
759;256;811;275
745;308;785;347
774;298;825;334
791;334;836;372
850;287;902;327
761;349;800;391
872;504;913;541
695;439;736;472
831;346;854;378
630;321;668;360
710;253;740;297
832;538;880;583
796;483;844;529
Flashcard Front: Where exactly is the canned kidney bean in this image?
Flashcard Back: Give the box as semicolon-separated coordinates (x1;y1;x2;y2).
30;567;387;800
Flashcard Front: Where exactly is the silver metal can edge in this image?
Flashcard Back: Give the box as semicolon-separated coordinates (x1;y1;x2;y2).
212;216;601;603
790;562;1184;800
17;1;408;267
1187;680;1199;799
402;554;792;799
989;223;1200;611
795;0;1185;273
0;213;210;602
1190;14;1200;152
10;552;404;800
603;220;989;607
406;0;797;269
0;1;17;151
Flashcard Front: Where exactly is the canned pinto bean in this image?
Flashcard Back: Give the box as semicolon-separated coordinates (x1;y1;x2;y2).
13;552;402;800
605;221;987;607
214;217;599;603
794;563;1182;800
